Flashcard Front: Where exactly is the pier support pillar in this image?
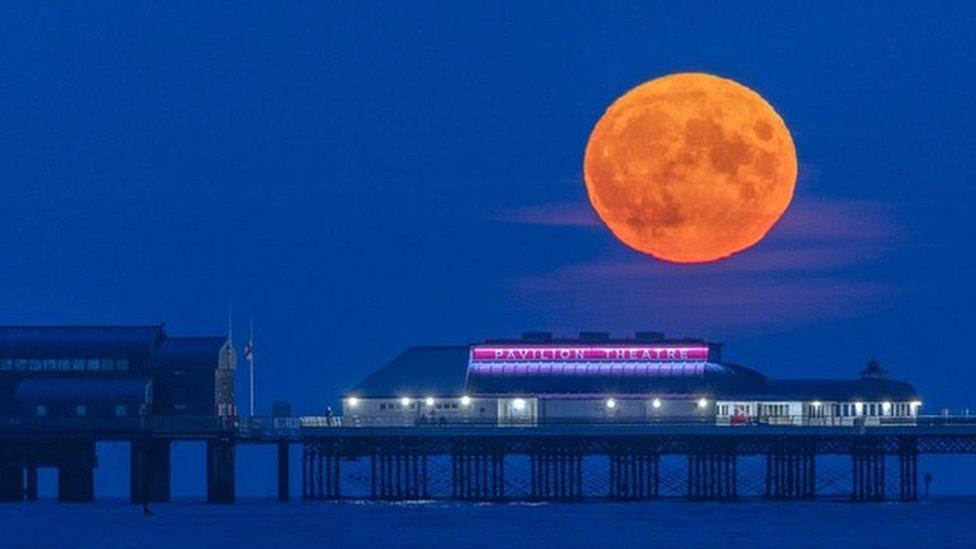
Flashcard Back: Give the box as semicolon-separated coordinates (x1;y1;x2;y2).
25;465;38;501
898;437;918;502
687;453;737;501
371;447;428;500
0;465;24;502
452;450;504;501
57;442;96;503
608;453;660;500
765;452;815;500
206;439;235;504
851;441;884;502
302;440;340;500
277;441;290;502
530;447;583;502
130;440;171;504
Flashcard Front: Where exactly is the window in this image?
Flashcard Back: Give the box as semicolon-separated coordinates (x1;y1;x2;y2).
116;359;129;371
86;358;100;371
29;359;42;371
101;359;115;371
43;359;56;371
72;359;86;371
0;359;11;371
57;359;72;371
115;405;127;417
76;405;87;416
15;359;27;371
36;405;47;417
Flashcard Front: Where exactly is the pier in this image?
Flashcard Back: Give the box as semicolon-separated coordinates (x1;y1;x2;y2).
2;415;976;503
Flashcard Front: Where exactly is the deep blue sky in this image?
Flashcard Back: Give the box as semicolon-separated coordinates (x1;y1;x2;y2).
1;1;975;420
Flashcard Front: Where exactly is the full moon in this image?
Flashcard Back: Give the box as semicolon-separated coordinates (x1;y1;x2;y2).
583;73;797;263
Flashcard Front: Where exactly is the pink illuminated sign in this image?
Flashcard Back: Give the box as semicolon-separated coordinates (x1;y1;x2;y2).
470;345;709;362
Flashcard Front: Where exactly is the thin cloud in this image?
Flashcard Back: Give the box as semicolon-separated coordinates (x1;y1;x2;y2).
493;202;601;227
505;194;904;332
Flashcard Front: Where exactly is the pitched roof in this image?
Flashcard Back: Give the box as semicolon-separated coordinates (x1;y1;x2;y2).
760;378;919;401
348;346;470;397
0;325;165;358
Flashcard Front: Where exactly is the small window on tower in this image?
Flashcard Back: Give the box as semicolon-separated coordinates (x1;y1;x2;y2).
76;405;87;416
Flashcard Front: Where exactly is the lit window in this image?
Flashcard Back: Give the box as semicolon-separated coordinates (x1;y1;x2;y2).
15;359;27;371
115;405;127;417
36;405;47;417
87;358;101;371
0;359;11;371
76;405;87;416
57;359;71;371
43;359;56;371
29;359;42;371
72;359;86;371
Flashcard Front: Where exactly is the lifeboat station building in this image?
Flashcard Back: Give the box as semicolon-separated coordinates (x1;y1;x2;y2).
342;332;921;427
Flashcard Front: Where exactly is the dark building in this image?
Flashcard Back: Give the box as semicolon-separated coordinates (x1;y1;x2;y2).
0;325;236;419
343;332;921;426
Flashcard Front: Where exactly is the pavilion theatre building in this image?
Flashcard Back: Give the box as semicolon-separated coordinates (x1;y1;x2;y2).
342;332;921;427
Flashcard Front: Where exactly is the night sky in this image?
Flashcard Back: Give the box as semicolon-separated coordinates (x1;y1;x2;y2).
1;1;975;423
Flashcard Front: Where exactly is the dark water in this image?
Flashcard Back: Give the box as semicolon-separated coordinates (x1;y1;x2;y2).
2;498;973;548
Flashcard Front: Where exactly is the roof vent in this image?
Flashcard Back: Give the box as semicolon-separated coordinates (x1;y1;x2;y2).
635;331;665;343
579;331;610;342
860;358;888;379
521;331;552;342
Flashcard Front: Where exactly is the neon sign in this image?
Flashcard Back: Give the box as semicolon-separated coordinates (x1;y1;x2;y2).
470;345;709;362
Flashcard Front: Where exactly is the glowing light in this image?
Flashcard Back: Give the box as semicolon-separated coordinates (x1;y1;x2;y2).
911;400;922;410
346;397;359;408
511;398;527;412
400;397;412;407
606;398;617;409
882;401;892;414
425;397;435;407
697;398;708;409
652;398;662;409
810;401;821;407
854;402;864;415
584;72;797;263
460;395;472;406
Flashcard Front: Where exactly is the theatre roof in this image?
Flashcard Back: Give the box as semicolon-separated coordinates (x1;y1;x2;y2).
0;325;165;358
346;341;920;401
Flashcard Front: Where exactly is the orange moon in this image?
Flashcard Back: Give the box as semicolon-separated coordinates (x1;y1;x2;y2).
583;72;797;263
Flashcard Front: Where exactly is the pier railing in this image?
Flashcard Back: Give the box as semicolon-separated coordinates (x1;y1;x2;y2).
3;413;976;439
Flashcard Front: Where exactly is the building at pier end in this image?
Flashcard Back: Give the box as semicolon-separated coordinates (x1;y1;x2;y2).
342;332;921;427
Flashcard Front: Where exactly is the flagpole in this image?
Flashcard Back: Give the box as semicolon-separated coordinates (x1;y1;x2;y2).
248;317;255;417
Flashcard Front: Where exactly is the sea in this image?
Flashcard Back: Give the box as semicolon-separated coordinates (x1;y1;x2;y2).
2;497;974;548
